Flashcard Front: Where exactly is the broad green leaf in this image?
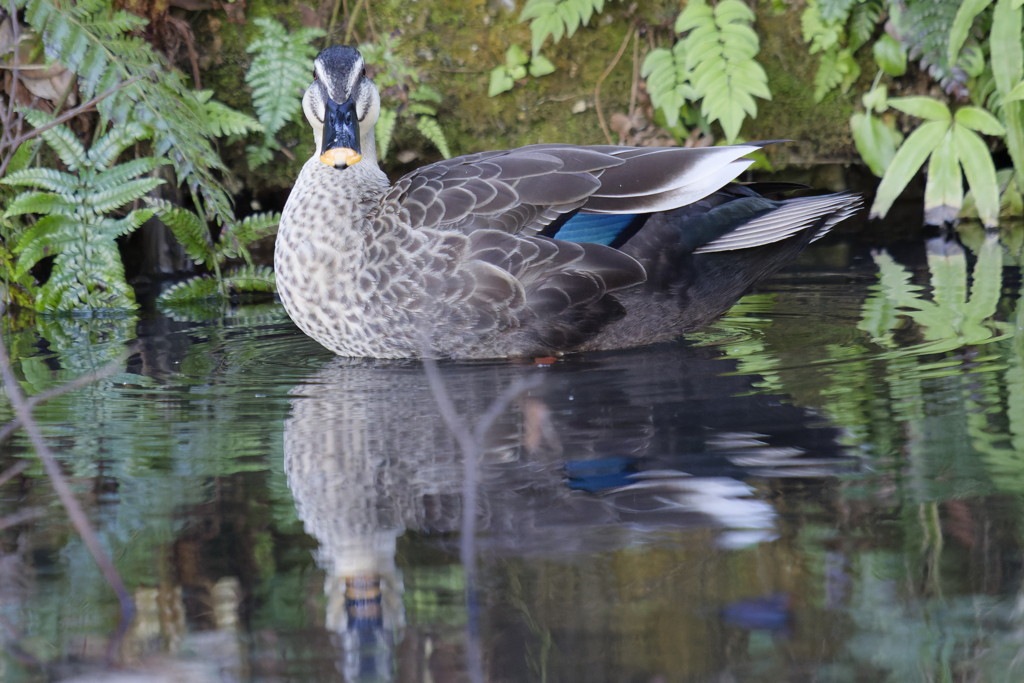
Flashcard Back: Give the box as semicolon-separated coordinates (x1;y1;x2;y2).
530;12;564;55
870;120;948;220
873;34;907;77
954;106;1006;135
1006;80;1024;102
529;54;556;77
506;44;529;68
888;96;951;122
851;112;899;177
948;0;995;66
954;124;1001;227
862;84;888;114
992;0;1023;96
488;67;515;97
1003;101;1024;190
923;129;962;225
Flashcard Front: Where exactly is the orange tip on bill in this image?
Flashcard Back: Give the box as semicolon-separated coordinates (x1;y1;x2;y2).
320;147;362;167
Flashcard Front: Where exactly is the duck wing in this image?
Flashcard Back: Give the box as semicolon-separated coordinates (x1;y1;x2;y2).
380;143;761;238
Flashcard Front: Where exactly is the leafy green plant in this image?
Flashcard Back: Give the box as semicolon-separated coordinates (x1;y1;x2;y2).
244;17;326;168
518;0;606;56
853;0;1024;226
18;0;252;227
488;45;556;97
801;0;884;102
642;0;771;144
147;201;278;304
1;116;163;311
359;36;452;162
868;96;1004;226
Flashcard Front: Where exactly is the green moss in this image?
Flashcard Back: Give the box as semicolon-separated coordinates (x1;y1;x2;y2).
188;0;870;200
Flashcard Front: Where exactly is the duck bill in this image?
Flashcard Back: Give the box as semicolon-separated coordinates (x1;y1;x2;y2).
320;97;362;168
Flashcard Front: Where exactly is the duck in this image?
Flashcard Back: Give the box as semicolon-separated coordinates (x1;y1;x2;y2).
275;45;862;360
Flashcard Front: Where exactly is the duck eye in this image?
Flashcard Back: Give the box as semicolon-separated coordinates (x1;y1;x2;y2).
362;68;366;78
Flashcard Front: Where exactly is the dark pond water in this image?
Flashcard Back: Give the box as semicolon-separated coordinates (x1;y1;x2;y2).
3;221;1024;682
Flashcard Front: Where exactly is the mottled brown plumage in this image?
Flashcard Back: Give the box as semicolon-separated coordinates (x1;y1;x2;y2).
275;46;862;359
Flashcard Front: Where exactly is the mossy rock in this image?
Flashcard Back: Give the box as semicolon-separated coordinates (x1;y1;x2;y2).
188;0;867;203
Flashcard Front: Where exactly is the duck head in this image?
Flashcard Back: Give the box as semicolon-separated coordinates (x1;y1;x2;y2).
302;45;381;170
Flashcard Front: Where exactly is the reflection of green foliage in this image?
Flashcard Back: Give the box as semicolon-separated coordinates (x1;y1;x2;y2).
687;293;786;394
865;235;1011;354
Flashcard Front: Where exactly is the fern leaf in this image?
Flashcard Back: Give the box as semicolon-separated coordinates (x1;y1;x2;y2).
147;199;215;265
674;0;771;143
218;212;280;259
520;0;602;55
409;85;443;103
203;98;263;137
92;158;165;194
87;121;151;168
86;177;164;215
4;191;76;218
1;167;80;195
12;214;74;277
157;276;222;304
37;120;88;170
375;108;398;160
23;0;240;227
223;265;276;294
245;18;325;138
246;144;275;169
417;116;452;159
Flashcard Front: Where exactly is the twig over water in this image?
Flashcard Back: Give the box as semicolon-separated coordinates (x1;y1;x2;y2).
0;318;134;663
420;350;543;683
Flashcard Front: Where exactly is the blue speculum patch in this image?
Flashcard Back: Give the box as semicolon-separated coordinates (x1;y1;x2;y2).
554;212;639;246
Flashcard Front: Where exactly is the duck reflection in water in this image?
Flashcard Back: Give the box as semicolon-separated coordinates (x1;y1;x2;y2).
283;344;855;681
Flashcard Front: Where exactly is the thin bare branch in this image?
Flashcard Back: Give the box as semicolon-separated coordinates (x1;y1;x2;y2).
0;459;29;486
420;340;543;683
0;506;43;530
0;325;134;662
0;72;148;177
0;359;124;444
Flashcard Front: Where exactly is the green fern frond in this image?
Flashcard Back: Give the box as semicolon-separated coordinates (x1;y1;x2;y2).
218;212;280;259
86;177;163;215
375;108;398;161
0;167;80;195
519;0;606;56
2;120;162;312
157;266;276;305
801;0;881;102
671;0;771;143
223;265;276;294
35;119;88;170
22;0;240;227
641;42;699;128
4;192;75;218
157;276;222;304
147;199;215;265
87;122;151;168
91;158;165;194
245;17;325;139
416;116;452;159
204;98;264;138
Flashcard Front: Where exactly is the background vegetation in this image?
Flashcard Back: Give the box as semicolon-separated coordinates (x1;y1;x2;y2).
0;0;1021;317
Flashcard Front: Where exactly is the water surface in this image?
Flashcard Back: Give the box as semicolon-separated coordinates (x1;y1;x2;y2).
2;227;1024;682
